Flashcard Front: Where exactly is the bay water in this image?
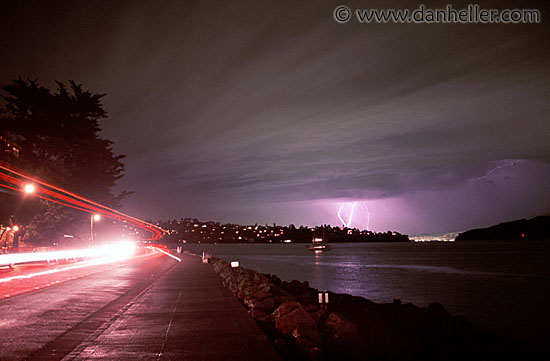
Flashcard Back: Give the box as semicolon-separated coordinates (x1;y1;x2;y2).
180;240;550;346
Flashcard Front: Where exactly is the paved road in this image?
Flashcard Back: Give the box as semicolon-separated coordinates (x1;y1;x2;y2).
0;254;280;361
0;251;161;299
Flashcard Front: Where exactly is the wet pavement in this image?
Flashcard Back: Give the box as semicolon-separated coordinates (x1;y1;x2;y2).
0;250;163;299
0;254;280;361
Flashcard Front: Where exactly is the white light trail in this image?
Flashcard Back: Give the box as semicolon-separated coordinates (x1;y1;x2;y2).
0;245;160;284
153;247;181;262
0;241;138;267
1;258;111;284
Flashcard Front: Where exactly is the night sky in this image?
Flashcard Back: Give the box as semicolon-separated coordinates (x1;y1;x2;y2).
1;1;549;234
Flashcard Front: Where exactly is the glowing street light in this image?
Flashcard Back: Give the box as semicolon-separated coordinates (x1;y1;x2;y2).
23;183;36;194
12;225;19;232
90;214;101;244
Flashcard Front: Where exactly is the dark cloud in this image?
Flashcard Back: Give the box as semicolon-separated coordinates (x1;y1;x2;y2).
1;0;549;233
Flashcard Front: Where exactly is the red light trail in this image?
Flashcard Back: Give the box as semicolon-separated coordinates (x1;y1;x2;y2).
0;161;167;240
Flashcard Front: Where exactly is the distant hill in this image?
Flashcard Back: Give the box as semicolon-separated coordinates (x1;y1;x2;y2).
455;216;550;241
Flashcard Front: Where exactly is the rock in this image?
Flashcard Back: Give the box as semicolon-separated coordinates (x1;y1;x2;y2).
324;311;359;342
274;337;286;349
273;301;302;319
292;326;323;344
250;308;269;320
254;296;279;313
288;279;303;290
270;285;296;304
295;336;322;360
251;283;272;301
273;301;318;340
305;304;326;324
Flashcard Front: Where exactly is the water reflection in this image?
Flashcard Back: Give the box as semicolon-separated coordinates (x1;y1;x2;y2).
312;250;324;291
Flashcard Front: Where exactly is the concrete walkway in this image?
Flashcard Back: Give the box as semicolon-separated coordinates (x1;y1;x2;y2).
62;254;281;361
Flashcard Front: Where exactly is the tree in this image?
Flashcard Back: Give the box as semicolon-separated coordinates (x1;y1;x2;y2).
0;79;130;245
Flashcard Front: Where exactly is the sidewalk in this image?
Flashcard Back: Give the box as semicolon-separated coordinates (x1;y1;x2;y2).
65;253;281;361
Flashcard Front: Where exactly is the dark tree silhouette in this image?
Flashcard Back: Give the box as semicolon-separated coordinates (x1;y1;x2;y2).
0;79;130;245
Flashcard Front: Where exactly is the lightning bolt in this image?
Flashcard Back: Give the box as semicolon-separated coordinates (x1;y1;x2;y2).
338;201;371;230
474;160;520;182
337;202;357;228
361;202;371;230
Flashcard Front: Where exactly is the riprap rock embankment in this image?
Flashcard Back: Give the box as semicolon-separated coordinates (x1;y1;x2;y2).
211;257;526;361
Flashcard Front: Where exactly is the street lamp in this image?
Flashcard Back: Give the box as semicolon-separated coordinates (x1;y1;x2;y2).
11;225;19;248
23;183;36;194
1;225;19;248
90;214;101;245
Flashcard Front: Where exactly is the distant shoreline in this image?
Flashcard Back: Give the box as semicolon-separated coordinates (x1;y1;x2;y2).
456;216;550;241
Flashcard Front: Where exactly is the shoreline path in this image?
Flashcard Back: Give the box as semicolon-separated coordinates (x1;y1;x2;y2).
0;253;281;361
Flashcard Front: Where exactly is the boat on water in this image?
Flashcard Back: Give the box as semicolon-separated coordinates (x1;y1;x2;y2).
307;237;331;252
307;244;331;251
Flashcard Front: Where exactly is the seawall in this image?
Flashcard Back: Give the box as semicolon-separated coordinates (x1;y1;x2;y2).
209;256;535;361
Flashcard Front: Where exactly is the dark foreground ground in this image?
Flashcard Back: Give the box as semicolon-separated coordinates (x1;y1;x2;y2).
0;254;280;361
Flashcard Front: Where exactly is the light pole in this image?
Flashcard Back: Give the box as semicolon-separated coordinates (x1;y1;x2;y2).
4;183;36;250
90;214;101;245
11;225;19;248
